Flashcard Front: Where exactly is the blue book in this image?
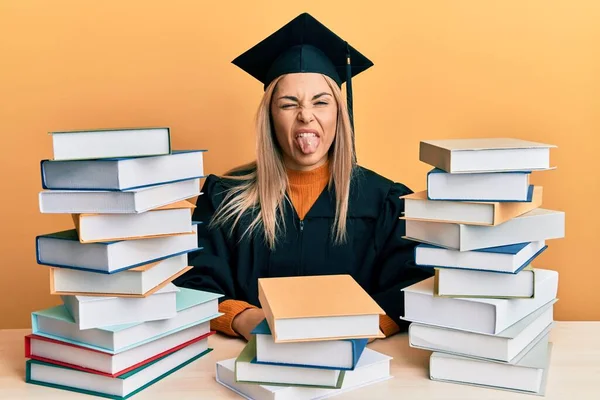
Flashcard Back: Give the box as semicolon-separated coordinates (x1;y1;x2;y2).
250;319;368;371
427;168;534;202
36;223;201;274
414;241;548;274
26;339;212;399
31;287;222;354
41;149;206;191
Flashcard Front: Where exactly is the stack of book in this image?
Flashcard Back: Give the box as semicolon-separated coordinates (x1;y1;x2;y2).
400;138;565;396
26;127;223;399
216;275;393;400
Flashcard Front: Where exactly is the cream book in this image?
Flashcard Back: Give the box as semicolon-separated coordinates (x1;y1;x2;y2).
401;186;542;226
419;138;556;173
258;275;385;343
73;200;195;243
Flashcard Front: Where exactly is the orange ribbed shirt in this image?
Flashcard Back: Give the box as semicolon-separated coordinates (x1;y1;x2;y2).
210;160;400;338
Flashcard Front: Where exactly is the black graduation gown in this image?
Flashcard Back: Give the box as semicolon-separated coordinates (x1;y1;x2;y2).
173;166;434;330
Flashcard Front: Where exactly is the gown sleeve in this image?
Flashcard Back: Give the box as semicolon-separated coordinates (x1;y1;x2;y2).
370;182;435;331
173;175;258;337
173;174;238;301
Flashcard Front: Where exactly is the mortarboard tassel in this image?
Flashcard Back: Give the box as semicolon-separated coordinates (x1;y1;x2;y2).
345;42;357;164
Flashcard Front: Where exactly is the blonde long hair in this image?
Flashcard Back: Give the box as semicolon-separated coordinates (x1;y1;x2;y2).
210;74;356;249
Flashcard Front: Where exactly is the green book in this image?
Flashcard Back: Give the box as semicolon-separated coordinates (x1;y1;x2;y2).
26;339;212;399
234;336;345;389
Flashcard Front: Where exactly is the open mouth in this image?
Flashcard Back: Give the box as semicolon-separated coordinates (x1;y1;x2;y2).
295;131;321;155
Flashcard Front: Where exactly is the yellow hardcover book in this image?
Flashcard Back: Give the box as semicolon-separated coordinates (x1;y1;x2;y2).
401;186;542;226
258;274;385;343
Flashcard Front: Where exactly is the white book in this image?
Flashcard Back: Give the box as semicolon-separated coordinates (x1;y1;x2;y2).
74;200;195;243
50;254;190;296
216;348;392;400
427;169;532;201
50;127;171;161
26;338;210;398
31;287;222;354
39;178;201;214
419;138;556;173
27;324;211;376
41;150;205;190
429;334;552;395
435;267;535;298
401;269;558;334
415;241;546;273
409;299;556;362
404;208;565;251
37;225;199;274
61;284;179;330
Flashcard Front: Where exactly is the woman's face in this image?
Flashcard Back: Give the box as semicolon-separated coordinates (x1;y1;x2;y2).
271;73;337;171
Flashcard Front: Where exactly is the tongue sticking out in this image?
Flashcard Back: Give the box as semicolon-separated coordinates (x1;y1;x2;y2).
296;135;320;155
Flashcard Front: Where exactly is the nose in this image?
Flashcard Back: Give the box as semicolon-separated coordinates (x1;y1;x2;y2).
297;108;314;123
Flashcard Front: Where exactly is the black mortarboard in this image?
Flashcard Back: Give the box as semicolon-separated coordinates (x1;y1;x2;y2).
232;13;374;158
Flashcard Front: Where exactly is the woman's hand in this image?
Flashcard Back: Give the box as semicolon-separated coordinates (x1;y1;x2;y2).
232;308;266;341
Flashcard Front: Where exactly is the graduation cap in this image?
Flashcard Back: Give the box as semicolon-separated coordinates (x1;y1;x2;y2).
232;13;374;159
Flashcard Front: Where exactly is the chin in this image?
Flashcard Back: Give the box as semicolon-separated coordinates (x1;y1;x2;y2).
293;153;325;167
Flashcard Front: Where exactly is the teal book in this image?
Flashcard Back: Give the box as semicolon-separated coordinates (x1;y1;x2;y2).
31;287;222;354
26;337;212;399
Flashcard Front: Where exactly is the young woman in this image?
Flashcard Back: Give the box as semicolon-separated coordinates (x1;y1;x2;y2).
174;13;433;341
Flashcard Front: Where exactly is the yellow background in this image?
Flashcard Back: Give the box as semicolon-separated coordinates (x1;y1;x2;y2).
1;1;598;328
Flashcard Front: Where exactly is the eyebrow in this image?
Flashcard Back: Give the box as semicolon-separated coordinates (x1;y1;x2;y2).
278;92;332;101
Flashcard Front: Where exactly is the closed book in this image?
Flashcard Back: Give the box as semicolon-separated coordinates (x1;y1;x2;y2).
404;208;565;251
73;200;195;243
414;241;547;274
39;178;200;214
258;274;384;343
401;186;542;226
426;169;533;202
251;319;367;371
41;150;205;190
49;254;191;297
434;266;536;298
24;329;214;377
429;334;553;395
235;337;345;389
50;126;171;161
401;269;558;334
419;138;556;173
217;348;392;400
61;284;178;330
26;338;212;400
37;225;199;274
409;299;556;362
31;287;222;354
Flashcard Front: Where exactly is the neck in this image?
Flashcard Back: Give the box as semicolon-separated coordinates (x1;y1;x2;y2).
286;158;330;186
